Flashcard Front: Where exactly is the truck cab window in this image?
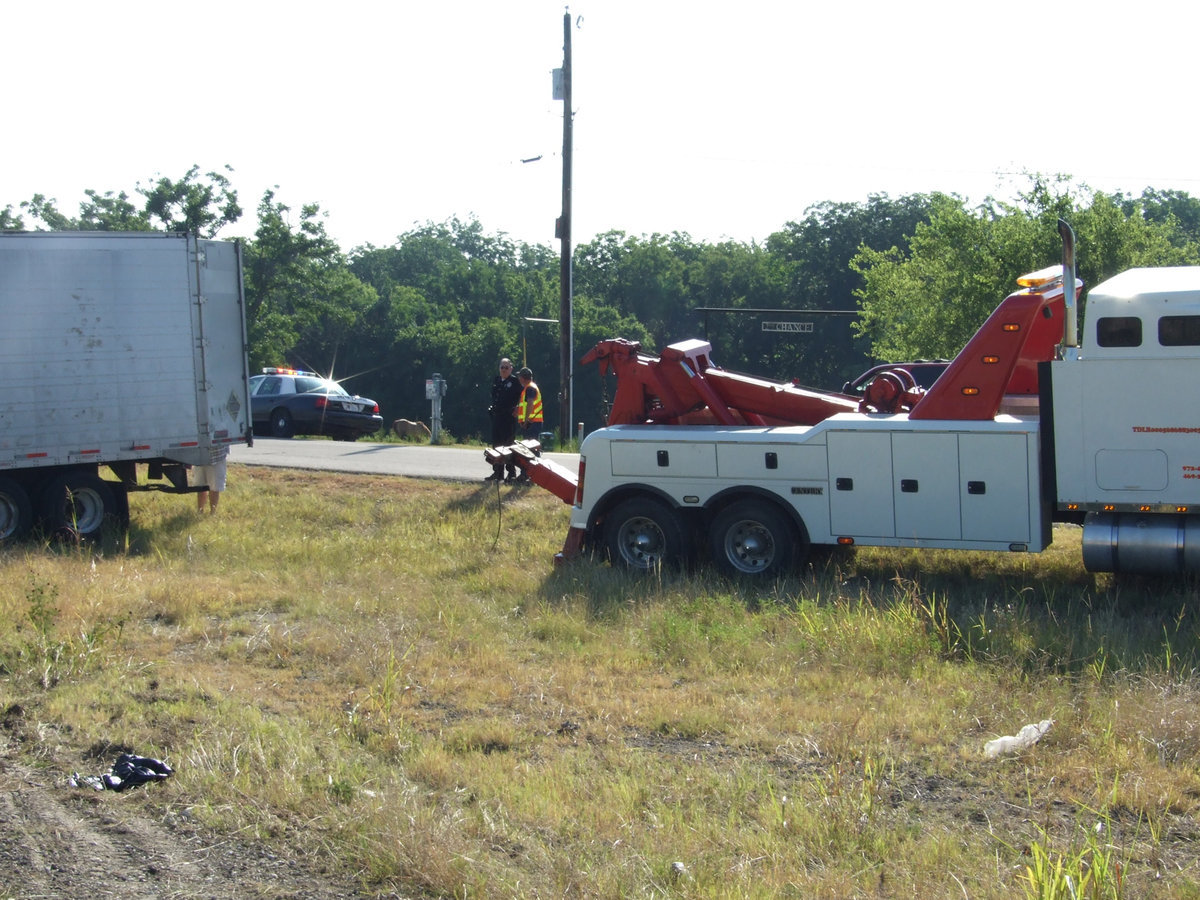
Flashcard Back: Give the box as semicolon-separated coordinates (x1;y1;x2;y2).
1158;315;1200;346
1096;316;1141;348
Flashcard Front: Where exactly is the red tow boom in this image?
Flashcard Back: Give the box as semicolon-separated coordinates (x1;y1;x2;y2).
582;337;860;426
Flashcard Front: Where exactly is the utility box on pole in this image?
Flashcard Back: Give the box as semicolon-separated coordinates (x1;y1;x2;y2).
426;373;447;442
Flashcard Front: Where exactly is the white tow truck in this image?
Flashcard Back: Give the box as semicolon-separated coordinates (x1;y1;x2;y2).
0;231;251;541
492;223;1200;578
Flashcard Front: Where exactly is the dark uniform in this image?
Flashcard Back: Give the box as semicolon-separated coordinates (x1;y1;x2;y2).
487;363;523;480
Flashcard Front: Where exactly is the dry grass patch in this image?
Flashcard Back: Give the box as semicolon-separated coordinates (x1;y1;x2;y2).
3;465;1200;897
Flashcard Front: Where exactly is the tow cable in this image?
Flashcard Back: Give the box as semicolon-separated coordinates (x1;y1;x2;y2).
489;476;505;551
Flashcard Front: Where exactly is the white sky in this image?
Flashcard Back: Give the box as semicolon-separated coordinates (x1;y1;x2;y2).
8;0;1197;250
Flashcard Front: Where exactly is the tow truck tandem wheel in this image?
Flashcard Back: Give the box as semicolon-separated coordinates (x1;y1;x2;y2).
0;476;33;543
605;497;685;572
710;500;805;578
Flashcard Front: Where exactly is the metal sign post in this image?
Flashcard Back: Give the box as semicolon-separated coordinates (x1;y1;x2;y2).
426;373;447;442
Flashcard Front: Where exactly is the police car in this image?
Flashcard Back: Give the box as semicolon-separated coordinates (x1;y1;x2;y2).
249;368;384;441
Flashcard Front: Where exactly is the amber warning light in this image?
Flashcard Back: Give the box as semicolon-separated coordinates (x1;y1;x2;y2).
1016;265;1063;290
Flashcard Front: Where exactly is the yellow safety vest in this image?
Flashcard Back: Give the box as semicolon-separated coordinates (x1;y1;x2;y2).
519;381;543;424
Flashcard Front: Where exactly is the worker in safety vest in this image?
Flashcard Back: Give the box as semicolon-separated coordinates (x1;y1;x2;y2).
515;366;543;441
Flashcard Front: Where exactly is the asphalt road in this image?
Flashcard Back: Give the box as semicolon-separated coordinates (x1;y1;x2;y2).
229;438;579;483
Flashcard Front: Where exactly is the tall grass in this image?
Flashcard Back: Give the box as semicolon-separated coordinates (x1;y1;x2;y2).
2;465;1200;897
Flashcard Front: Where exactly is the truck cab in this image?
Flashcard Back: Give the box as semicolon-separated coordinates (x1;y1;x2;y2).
1048;267;1200;573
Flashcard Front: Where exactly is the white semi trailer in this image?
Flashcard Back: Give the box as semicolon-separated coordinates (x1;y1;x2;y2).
0;231;251;541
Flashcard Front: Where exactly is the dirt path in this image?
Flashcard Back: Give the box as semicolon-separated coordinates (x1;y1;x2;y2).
0;753;378;900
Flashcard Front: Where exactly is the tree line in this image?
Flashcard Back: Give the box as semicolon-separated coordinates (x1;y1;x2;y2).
5;168;1199;440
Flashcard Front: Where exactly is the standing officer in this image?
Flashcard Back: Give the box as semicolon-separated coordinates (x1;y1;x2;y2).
486;358;523;482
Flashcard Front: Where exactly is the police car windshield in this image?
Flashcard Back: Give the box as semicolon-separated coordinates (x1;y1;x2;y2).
296;377;349;395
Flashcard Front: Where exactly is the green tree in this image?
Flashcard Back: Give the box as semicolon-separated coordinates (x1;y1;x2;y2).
242;191;375;379
139;165;242;237
1124;188;1200;245
671;239;789;378
18;194;75;230
76;190;152;231
851;178;1200;361
0;205;23;230
574;230;694;347
10;167;241;235
348;281;461;433
852;194;1057;360
763;194;937;386
348;218;561;439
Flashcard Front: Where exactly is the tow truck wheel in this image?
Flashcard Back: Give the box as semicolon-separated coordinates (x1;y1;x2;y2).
605;497;685;572
710;500;805;578
38;472;115;541
0;476;33;543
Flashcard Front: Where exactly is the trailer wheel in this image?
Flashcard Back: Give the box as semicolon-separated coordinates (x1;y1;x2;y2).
710;500;805;578
605;497;685;572
38;473;116;541
270;408;295;438
0;476;33;543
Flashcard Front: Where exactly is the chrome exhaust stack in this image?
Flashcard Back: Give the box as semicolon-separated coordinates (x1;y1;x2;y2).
1057;218;1078;354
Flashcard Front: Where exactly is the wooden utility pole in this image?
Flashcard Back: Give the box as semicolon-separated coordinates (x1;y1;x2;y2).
557;9;574;445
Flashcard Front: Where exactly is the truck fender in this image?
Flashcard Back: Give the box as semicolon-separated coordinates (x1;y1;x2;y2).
587;483;684;535
702;486;807;536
